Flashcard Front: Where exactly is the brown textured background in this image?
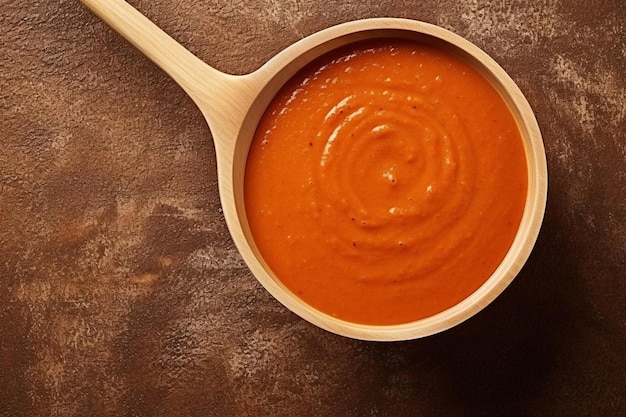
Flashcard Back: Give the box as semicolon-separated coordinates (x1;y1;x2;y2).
1;0;625;416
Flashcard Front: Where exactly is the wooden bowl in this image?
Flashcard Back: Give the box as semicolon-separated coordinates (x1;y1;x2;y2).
81;0;548;341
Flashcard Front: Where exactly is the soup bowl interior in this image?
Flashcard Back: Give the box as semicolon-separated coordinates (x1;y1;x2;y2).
220;19;546;341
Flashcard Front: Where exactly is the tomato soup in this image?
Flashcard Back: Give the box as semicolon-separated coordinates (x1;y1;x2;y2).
244;39;527;325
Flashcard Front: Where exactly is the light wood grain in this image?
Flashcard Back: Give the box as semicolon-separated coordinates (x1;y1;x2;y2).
79;0;547;341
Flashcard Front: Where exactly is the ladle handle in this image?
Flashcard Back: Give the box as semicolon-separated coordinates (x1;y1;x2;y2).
79;0;249;136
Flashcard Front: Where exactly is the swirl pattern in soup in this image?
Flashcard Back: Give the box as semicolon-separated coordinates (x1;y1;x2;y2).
244;39;527;325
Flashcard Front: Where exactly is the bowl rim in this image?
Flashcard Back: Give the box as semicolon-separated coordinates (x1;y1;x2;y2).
222;18;548;341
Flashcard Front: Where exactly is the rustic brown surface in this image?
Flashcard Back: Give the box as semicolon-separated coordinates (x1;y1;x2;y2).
1;1;625;416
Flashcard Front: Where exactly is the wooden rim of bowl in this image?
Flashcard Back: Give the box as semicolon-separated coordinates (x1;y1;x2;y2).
218;18;548;341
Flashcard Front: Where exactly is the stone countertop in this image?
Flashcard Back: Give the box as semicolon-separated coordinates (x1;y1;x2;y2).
1;1;624;416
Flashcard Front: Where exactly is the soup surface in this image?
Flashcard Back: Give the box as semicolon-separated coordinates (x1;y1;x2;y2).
244;39;527;325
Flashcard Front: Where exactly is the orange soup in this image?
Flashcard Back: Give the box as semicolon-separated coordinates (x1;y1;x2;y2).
244;39;527;325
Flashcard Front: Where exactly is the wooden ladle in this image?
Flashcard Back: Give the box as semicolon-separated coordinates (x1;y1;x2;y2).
79;0;547;341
